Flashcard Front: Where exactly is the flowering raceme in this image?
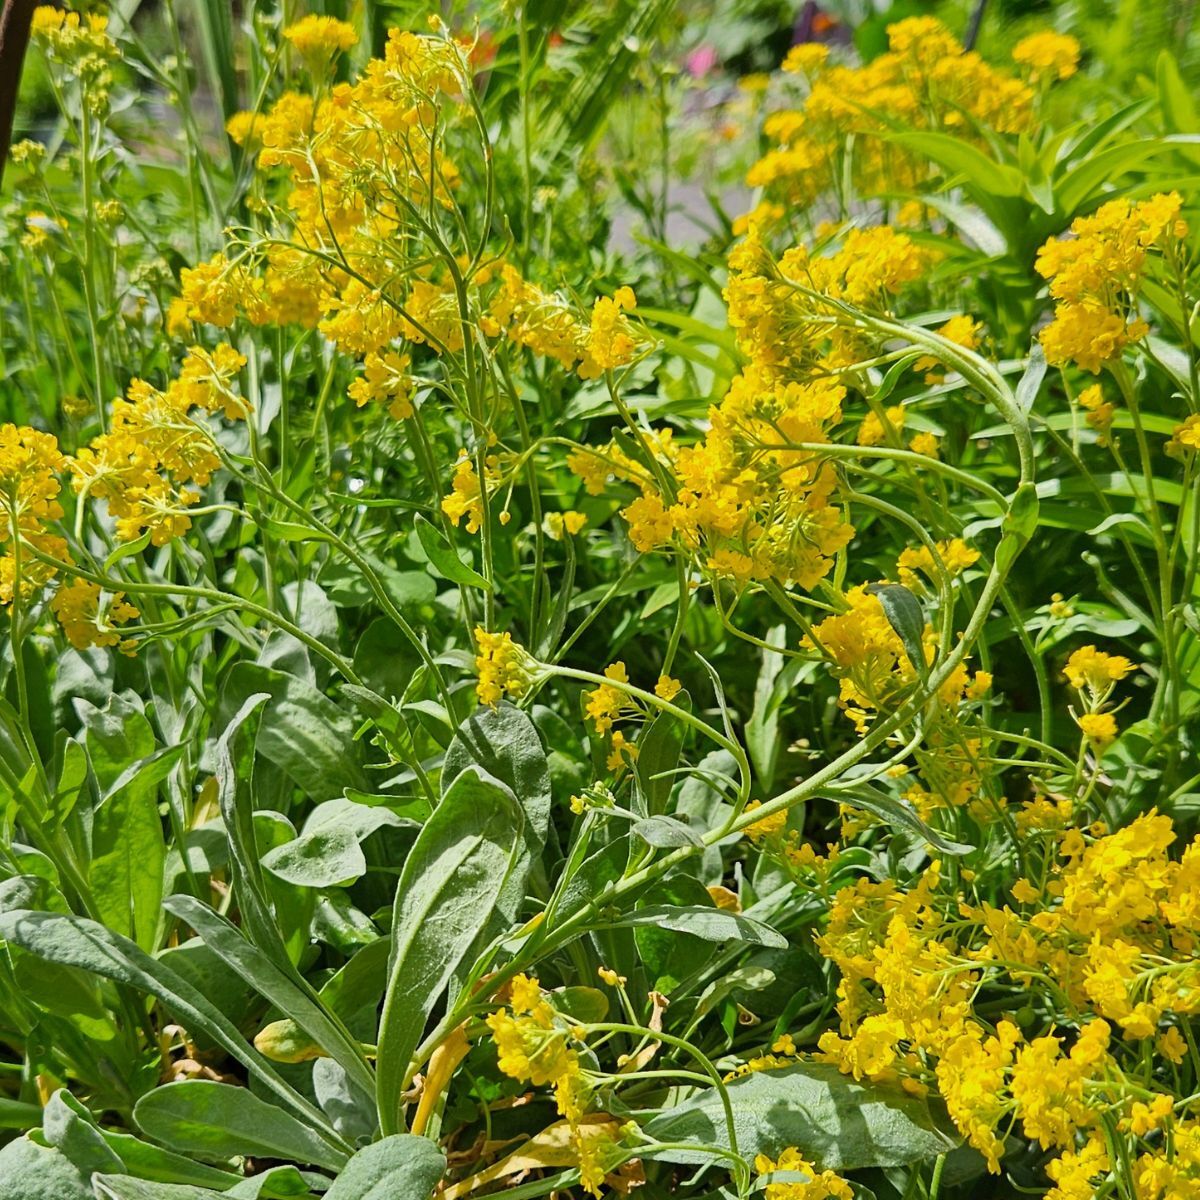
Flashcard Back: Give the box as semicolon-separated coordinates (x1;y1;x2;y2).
743;16;1037;220
1036;193;1188;372
70;344;248;546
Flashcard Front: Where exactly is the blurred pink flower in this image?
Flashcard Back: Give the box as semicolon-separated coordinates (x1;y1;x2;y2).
685;45;719;78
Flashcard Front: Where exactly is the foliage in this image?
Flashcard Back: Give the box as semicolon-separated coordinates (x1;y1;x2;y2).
1;4;1200;1200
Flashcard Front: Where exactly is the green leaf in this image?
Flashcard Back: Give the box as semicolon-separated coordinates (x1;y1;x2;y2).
101;1129;256;1191
0;910;345;1148
645;1061;957;1169
134;1081;347;1172
43;1089;125;1175
261;828;367;888
609;904;787;948
631;815;702;848
866;584;926;676
634;705;686;816
414;515;491;590
886;131;1024;197
162;895;376;1102
323;1134;446;1200
443;702;551;926
211;696;309;971
90;742;183;951
219;665;367;798
1014;343;1046;415
0;1135;91;1199
375;765;526;1135
48;736;88;828
825;784;973;855
104;531;152;570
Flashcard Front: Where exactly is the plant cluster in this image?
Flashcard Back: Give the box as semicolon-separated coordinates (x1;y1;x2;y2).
1;5;1200;1200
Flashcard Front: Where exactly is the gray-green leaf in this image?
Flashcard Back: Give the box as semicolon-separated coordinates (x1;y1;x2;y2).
323;1134;446;1200
645;1061;957;1170
134;1081;346;1172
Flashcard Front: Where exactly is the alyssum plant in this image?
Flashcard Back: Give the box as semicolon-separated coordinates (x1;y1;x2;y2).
0;7;1199;1200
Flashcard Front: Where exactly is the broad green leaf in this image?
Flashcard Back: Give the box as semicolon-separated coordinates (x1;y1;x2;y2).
442;702;550;925
93;1179;221;1199
886;131;1024;197
0;1135;91;1199
323;1134;446;1200
866;584;926;676
634;704;686;817
414;515;491;590
376;765;525;1134
645;1061;957;1169
48;736;88;828
134;1081;346;1172
101;1129;257;1190
211;696;303;969
90;742;183;951
219;665;367;798
0;910;344;1147
631;815;702;848
609;904;787;948
163;895;376;1101
261;828;367;888
634;878;715;993
43;1088;124;1175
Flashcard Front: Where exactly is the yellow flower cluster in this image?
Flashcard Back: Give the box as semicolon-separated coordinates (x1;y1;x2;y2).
473;628;533;707
488;269;641;379
745;17;1035;218
755;1148;852;1200
806;806;1200;1180
282;14;357;61
0;425;141;651
71;344;248;546
0;425;69;605
31;5;117;108
1011;31;1082;83
1036;193;1187;372
570;226;936;593
486;976;620;1197
580;663;679;775
50;579;138;654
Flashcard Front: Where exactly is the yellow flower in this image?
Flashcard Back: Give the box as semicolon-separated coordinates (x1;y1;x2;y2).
781;44;829;76
1064;645;1135;692
654;674;681;701
1128;1094;1173;1136
743;800;787;843
754;1147;853;1200
579;287;639;377
283;14;357;60
473;628;532;707
1157;1027;1187;1065
857;405;905;448
1077;384;1116;444
909;431;940;458
585;662;632;734
1167;414;1200;458
912;315;983;383
348;351;414;420
1013;31;1081;82
606;729;637;774
486;975;579;1087
1077;711;1117;748
50;579;138;653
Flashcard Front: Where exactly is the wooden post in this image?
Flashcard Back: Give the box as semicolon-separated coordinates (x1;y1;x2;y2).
0;0;37;191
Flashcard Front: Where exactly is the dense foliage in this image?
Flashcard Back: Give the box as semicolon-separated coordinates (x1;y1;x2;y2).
2;3;1200;1199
